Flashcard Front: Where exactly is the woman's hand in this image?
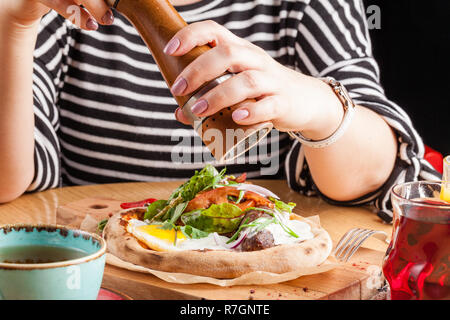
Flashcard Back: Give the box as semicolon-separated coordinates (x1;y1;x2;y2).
169;20;343;139
2;0;114;30
0;0;114;203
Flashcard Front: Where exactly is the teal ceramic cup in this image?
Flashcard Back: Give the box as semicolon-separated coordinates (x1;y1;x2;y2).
0;224;106;300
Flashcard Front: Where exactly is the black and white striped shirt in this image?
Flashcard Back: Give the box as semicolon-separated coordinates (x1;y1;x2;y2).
30;0;440;223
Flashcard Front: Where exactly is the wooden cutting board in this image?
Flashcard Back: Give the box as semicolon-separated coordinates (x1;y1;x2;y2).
57;197;387;300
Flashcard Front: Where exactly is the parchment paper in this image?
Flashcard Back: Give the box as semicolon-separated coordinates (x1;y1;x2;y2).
105;216;339;286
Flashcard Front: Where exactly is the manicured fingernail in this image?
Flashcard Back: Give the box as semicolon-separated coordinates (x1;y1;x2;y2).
102;10;114;25
171;77;187;96
232;109;249;121
86;18;98;30
164;38;180;55
191;100;208;115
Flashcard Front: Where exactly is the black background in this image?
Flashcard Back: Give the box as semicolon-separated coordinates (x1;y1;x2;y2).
0;299;442;317
363;0;449;156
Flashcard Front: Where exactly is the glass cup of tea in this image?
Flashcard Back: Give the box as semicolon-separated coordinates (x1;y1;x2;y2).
383;181;450;300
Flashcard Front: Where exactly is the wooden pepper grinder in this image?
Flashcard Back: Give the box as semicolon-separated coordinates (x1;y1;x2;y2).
105;0;273;162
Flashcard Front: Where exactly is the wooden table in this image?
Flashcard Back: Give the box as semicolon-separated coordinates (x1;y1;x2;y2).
0;180;392;299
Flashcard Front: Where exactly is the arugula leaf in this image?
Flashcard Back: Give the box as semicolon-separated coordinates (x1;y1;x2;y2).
97;218;108;233
150;165;226;224
149;196;182;223
169;202;188;224
180;225;210;239
144;200;168;221
162;206;176;221
172;165;225;202
268;197;296;213
202;167;227;191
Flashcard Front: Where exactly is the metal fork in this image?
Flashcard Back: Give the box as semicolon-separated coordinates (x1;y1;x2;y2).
333;228;390;262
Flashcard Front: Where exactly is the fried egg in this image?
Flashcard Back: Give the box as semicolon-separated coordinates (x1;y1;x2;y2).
126;219;186;252
126;219;229;252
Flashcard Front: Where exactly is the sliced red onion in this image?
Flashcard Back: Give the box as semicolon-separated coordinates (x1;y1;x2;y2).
213;231;248;249
231;232;248;249
235;183;279;199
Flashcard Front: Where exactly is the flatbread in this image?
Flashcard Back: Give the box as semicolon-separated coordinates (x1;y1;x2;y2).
103;208;332;279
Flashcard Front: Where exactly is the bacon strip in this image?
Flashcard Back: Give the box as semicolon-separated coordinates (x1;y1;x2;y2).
185;186;274;212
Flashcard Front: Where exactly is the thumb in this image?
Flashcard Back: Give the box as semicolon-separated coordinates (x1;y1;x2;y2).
175;107;192;126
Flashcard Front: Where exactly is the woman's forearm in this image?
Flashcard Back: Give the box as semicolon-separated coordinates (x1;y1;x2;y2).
0;18;39;202
304;103;398;202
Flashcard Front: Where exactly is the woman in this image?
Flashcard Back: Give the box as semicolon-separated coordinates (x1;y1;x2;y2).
0;0;439;222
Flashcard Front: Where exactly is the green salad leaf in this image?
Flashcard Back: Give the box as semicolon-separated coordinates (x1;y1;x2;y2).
169;202;188;224
180;225;210;239
97;218;108;233
154;202;187;233
171;165;226;202
144;200;168;221
181;203;244;234
200;202;244;218
269;197;296;213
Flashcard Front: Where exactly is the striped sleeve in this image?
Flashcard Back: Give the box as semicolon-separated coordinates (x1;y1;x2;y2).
27;11;71;192
285;0;441;223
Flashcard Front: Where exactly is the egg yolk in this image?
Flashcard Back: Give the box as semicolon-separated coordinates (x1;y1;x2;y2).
137;225;186;244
